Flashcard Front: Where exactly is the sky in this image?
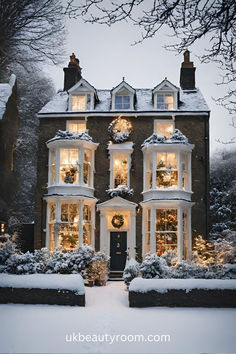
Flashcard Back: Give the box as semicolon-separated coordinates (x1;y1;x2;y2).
44;16;235;156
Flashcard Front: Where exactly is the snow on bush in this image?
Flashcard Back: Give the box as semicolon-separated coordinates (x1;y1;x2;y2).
140;253;170;279
123;258;140;287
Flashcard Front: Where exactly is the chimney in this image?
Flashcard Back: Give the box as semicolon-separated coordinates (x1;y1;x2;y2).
63;53;82;91
180;50;196;90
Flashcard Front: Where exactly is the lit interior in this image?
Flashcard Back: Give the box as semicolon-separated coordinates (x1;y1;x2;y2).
157;93;174;109
156;121;174;138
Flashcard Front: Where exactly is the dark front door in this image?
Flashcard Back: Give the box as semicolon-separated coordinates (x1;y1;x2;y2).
110;232;127;271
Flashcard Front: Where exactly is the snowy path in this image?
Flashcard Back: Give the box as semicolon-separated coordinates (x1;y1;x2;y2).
0;281;235;353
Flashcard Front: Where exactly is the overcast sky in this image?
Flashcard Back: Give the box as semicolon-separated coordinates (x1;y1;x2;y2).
45;17;235;156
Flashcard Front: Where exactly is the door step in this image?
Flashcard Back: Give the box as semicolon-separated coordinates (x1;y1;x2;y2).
109;271;124;281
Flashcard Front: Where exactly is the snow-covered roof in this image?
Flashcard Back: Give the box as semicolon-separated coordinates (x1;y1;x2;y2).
0;74;16;120
39;87;209;114
46;130;94;144
142;129;188;147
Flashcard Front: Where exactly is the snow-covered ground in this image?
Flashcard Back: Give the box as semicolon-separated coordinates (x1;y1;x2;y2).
0;281;235;354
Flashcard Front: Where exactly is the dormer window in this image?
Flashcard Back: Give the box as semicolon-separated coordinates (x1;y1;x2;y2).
68;78;98;111
111;80;135;110
157;93;174;109
72;94;91;111
153;79;179;111
115;95;130;110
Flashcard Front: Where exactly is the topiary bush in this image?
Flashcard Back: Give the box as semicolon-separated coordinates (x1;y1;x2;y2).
123;258;140;287
140;253;170;279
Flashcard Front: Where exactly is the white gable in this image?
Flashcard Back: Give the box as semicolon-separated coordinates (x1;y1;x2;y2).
153;79;179;94
97;196;137;210
111;80;135;95
68;78;97;96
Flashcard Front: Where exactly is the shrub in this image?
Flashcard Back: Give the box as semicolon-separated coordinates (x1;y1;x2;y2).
140;253;170;279
123;258;139;287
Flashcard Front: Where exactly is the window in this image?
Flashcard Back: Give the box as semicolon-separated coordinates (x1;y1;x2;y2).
83;205;92;245
156;152;178;189
67;121;86;133
155;120;174;138
145;209;151;253
115;95;130;109
113;153;128;188
60;204;79;249
48;203;56;251
156;209;177;255
50;150;56;184
145;154;153;190
182;153;189;190
83;150;91;185
183;210;188;259
60;149;78;184
72;94;91;110
157;93;174;109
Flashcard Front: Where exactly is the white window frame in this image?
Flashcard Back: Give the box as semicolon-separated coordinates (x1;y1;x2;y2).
108;143;134;189
154;91;178;110
154;118;175;137
66;120;87;133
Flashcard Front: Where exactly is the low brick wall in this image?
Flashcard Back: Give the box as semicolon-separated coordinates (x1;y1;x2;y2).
129;289;236;308
0;287;85;306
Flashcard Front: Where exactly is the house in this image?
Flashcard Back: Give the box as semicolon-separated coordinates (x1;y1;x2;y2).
0;74;19;234
35;51;210;270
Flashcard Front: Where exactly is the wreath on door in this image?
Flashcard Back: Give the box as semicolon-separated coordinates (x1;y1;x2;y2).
111;214;124;229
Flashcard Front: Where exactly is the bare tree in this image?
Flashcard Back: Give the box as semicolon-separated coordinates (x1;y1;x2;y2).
0;0;65;70
65;0;236;112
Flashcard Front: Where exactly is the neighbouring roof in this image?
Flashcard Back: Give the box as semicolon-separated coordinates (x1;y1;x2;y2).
39;87;210;114
0;74;16;120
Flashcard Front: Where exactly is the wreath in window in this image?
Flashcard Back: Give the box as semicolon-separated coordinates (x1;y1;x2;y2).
108;117;132;143
111;214;124;229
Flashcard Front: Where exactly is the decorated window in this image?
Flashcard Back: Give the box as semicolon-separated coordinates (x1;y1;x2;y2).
113;153;128;188
83;205;91;245
156;152;178;188
156;209;177;255
50;150;56;184
60;203;79;249
83;150;91;185
71;94;91;110
182;153;189;190
67;121;86;133
155;120;174;138
157;93;174;109
115;95;130;109
48;203;56;251
59;149;78;184
145;154;153;190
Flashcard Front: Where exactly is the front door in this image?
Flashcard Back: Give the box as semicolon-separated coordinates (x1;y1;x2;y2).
110;232;127;271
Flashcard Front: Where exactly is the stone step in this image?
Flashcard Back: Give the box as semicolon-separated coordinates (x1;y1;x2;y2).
109;271;124;281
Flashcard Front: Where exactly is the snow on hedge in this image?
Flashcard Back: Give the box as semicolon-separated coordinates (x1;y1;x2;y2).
0;74;16;119
129;278;236;294
0;274;85;295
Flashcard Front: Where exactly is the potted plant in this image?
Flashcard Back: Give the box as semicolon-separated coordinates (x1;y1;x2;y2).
88;255;109;286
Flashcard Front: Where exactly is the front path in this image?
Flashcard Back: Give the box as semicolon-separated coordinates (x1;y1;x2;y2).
0;281;235;353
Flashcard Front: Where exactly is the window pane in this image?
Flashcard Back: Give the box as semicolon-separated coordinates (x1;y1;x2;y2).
115;95;130;109
182;153;188;190
49;203;56;222
156;121;174;138
156;152;178;189
113;153;128;188
68;122;86;133
83;205;92;245
156;209;177;255
83;150;91;185
60;149;78;184
59;203;79;249
72;95;86;110
50;150;56;184
157;93;174;109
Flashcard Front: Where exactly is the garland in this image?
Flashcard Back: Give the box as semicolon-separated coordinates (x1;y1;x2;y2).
111;214;124;229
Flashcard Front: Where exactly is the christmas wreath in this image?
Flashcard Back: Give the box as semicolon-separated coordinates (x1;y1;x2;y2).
111;214;124;229
108;117;132;143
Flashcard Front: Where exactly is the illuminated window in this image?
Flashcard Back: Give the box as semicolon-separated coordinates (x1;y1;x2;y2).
48;203;56;251
115;95;130;109
83;205;92;245
50;150;56;184
145;209;151;254
83;150;91;185
156;209;177;255
155;120;174;138
113;153;128;188
60;204;79;249
156;152;178;189
145;154;153;190
157;93;174;109
67;121;86;133
60;149;78;184
183;210;188;259
72;94;91;110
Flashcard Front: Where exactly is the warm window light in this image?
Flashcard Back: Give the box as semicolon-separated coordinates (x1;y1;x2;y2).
114;160;120;166
156;121;174;138
68;122;86;133
1;223;5;233
157;93;174;110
